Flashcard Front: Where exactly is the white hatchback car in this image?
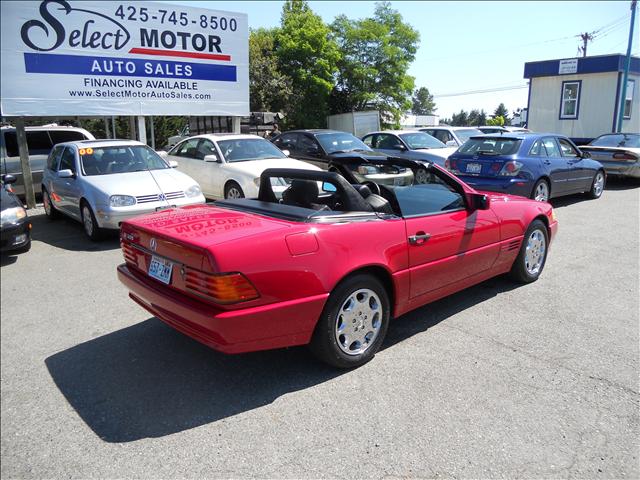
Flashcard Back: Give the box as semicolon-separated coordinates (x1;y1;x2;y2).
163;134;320;199
42;140;205;240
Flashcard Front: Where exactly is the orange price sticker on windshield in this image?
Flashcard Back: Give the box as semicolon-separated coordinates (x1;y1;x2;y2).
79;149;86;155
86;147;93;154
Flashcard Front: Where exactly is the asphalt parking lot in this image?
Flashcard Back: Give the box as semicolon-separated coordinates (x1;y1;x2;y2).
1;180;638;479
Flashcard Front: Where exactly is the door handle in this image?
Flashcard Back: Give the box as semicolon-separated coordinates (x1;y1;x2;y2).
408;232;431;245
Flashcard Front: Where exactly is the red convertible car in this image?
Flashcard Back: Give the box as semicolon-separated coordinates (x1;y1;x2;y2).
118;162;558;368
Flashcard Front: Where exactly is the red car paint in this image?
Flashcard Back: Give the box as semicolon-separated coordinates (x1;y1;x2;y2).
118;185;557;355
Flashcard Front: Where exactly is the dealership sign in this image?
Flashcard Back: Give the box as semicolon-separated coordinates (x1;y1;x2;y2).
0;0;249;116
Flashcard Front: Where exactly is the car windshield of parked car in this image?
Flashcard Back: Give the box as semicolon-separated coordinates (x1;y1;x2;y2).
589;134;640;148
80;145;169;175
458;138;522;155
217;138;287;162
456;129;483;142
316;132;372;154
399;132;446;149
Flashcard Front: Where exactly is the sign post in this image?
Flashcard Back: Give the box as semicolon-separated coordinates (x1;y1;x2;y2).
14;118;35;209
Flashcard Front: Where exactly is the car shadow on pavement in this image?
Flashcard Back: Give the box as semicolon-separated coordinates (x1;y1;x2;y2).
29;210;120;252
604;177;640;191
45;275;521;444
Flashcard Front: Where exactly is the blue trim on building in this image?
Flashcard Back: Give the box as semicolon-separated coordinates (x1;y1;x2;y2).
559;80;582;120
524;54;640;78
612;71;623;132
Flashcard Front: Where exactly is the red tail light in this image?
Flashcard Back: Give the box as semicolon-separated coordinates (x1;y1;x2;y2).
445;158;459;173
612;152;638;161
490;162;501;172
499;160;523;177
185;269;259;304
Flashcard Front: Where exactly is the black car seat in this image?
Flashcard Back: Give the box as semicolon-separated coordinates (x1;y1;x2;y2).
282;180;328;210
352;184;395;215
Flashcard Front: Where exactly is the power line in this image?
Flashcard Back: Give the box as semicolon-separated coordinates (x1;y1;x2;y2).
434;84;528;98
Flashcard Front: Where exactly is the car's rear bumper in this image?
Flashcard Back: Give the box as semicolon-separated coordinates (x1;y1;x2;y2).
457;175;533;198
117;263;328;354
600;162;640;179
0;219;31;252
356;169;415;186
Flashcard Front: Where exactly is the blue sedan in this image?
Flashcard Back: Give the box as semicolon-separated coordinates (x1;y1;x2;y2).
445;133;606;201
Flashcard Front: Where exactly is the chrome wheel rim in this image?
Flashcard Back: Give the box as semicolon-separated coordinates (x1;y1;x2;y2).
334;288;382;356
593;172;604;196
43;192;51;215
415;168;428;184
82;206;93;236
534;181;549;202
524;229;546;276
226;187;242;199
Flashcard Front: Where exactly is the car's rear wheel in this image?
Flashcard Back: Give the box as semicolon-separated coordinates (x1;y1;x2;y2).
531;179;550;202
415;167;429;184
224;181;244;199
587;170;605;199
81;201;104;241
509;219;549;283
310;274;390;368
42;188;59;220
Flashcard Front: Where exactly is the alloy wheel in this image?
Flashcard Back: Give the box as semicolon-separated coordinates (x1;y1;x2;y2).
524;229;546;276
334;288;383;355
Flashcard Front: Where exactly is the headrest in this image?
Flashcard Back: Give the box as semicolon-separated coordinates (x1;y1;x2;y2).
283;179;319;207
352;184;372;199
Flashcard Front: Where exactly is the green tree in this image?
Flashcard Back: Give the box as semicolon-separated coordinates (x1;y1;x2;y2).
467;109;487;126
494;103;510;125
249;28;296;116
330;2;419;127
275;0;339;128
486;115;505;126
450;110;469;126
411;87;436;115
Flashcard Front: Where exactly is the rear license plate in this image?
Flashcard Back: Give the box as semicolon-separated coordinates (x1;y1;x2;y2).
466;163;482;174
148;255;173;284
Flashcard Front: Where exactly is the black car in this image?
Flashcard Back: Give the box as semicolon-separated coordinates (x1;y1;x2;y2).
271;129;415;186
1;174;31;253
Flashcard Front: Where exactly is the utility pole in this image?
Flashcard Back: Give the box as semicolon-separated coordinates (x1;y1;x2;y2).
617;0;637;132
578;32;594;57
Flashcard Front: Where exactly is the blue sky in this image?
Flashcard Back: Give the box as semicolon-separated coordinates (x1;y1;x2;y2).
180;1;638;118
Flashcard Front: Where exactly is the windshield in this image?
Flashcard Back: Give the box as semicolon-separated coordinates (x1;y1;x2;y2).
589;134;640;148
456;128;484;142
399;132;446;149
80;145;169;176
459;138;522;155
316;132;372;154
217;138;287;162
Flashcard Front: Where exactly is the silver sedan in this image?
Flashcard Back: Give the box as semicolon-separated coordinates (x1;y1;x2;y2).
41;140;205;240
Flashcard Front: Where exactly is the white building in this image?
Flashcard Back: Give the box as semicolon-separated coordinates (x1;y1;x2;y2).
524;54;639;143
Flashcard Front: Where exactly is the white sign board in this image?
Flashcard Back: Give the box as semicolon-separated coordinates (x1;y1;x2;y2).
0;0;249;116
558;59;578;75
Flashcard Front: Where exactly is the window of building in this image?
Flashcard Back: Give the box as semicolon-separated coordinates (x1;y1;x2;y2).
560;81;581;119
623;79;635;119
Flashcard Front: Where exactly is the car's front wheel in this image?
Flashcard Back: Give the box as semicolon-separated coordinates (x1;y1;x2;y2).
587;170;605;199
42;188;59;220
509;219;549;283
310;274;390;368
81;201;104;241
224;181;244;199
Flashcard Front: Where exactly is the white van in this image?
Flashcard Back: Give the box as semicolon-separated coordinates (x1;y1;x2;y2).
0;125;95;196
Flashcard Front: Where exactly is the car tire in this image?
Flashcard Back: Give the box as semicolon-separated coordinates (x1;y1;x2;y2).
309;273;390;369
509;219;549;283
587;170;605;199
224;181;244;199
531;179;550;202
42;188;59;220
80;201;104;241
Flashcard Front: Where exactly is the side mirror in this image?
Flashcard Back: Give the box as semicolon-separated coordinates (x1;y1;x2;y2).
322;182;337;192
204;154;220;163
282;149;290;157
306;144;320;154
57;169;75;179
168;160;178;168
580;151;591;159
468;192;490;210
1;174;17;184
395;144;407;151
156;150;168;158
445;140;458;147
